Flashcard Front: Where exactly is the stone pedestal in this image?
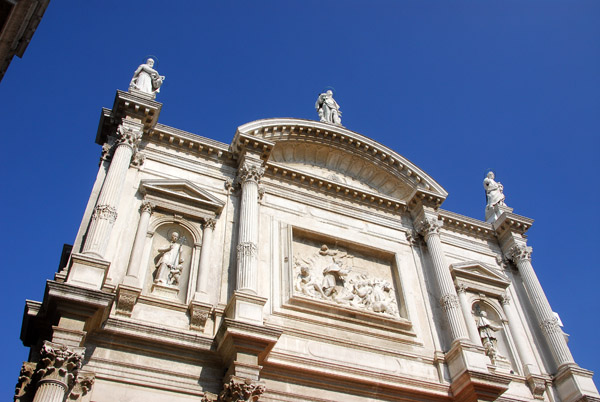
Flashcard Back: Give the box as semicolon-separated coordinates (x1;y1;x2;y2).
225;291;267;325
151;282;180;299
65;252;110;290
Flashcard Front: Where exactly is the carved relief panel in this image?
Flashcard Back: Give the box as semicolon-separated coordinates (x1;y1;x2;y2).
288;227;409;325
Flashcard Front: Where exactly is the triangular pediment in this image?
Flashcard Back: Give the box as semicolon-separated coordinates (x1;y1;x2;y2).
140;180;224;214
233;119;447;204
451;261;510;289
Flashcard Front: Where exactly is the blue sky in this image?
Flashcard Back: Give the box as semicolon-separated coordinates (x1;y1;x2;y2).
1;1;599;397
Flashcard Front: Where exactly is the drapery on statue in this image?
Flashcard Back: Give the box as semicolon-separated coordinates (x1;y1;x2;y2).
315;90;342;125
129;58;165;96
154;231;184;286
483;171;506;211
476;310;503;364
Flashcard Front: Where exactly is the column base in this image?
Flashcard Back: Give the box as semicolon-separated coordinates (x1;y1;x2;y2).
554;364;600;402
66;253;110;290
115;284;142;317
224;290;267;325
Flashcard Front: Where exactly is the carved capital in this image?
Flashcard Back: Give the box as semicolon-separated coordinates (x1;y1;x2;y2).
130;151;145;167
204;218;217;231
116;287;141;317
219;376;266;402
14;361;36;402
540;317;562;336
439;294;460;312
189;302;212;332
455;283;467;294
237;242;258;259
67;372;95;401
35;341;85;392
92;204;118;224
405;230;421;246
507;244;532;263
140;200;154;215
414;216;443;239
526;374;547;400
116;122;143;148
499;293;511;305
238;162;265;185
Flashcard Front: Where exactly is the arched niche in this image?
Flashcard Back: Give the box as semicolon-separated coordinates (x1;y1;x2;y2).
472;299;517;372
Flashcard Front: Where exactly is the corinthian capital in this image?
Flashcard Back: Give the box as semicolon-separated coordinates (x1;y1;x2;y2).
36;341;85;391
92;204;118;224
414;216;443;238
540;317;562;336
238;162;265;185
116;121;143;148
219;376;266;402
140;200;154;215
507;244;532;263
204;218;217;230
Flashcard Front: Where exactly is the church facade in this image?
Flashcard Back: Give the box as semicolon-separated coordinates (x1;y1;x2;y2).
15;70;600;401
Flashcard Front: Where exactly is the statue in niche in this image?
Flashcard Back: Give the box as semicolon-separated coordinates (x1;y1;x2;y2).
154;231;186;286
475;307;503;365
315;90;342;125
129;58;165;96
483;171;507;211
292;243;400;317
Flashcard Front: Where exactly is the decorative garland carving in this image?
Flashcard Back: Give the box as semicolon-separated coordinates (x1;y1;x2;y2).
237;242;258;259
507;244;532;263
237;162;265;185
439;294;460;312
540;317;562;336
92;204;118;224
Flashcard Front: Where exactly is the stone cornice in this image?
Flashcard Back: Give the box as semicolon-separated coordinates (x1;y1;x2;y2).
438;210;494;239
492;212;534;237
96;90;162;145
148;123;233;161
236;118;448;198
264;161;407;213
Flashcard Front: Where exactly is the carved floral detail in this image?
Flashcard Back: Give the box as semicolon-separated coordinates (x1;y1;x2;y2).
204;218;217;231
99;136;116;163
190;309;210;332
130;151;145;167
439;294;460;312
219;377;265;402
67;372;95;401
92;204;118;224
499;293;511;305
507;244;532;263
527;375;547;400
237;162;265;185
116;288;140;317
140;200;154;215
293;244;400;318
455;283;467;294
237;242;258;259
14;361;36;402
414;216;443;239
116;123;143;148
35;341;85;392
539;317;562;336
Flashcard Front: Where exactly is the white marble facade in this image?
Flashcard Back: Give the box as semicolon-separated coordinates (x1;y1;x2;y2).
16;86;599;402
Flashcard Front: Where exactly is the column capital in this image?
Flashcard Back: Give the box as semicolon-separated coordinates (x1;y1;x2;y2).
219;376;266;402
203;218;217;230
414;215;443;239
115;120;143;149
456;283;468;294
140;200;154;215
36;341;85;390
499;293;511;305
237;161;265;185
540;316;562;336
507;244;532;263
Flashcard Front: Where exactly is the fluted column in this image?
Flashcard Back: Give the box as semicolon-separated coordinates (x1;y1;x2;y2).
124;201;153;281
416;215;470;342
32;341;84;402
499;292;539;374
236;161;264;293
507;244;574;368
82;120;143;257
456;284;481;344
196;218;216;293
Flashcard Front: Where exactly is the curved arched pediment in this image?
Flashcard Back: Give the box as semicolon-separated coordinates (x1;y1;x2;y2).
234;118;447;204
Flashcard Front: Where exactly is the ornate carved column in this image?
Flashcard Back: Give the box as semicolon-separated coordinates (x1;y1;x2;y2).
236;161;264;293
82;120;143;257
124;200;153;283
456;284;481;345
507;244;574;368
415;215;470;343
31;341;85;402
196;218;216;294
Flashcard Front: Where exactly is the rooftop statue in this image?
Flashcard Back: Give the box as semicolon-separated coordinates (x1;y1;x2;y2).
129;58;165;97
483;171;508;222
315;90;342;125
